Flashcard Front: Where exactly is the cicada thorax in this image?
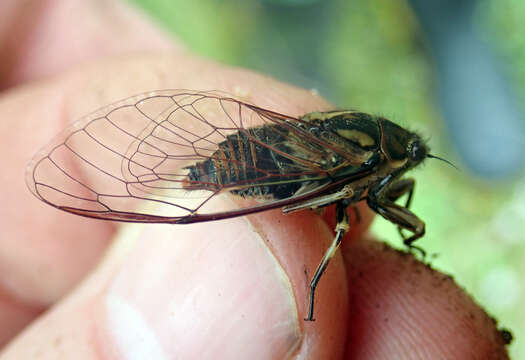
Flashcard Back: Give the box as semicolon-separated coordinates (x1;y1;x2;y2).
299;111;381;154
302;111;426;171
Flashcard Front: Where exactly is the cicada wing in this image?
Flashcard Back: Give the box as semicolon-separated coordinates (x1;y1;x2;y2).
26;90;363;223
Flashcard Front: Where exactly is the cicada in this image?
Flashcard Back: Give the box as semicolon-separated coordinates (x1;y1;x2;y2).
26;90;446;321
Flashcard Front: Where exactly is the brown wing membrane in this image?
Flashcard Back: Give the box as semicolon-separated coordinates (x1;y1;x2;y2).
26;90;369;223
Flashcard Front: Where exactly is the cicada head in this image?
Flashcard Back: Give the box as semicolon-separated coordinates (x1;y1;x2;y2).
406;135;429;167
377;118;429;170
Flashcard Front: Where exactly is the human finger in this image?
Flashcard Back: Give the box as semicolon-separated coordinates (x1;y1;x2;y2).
341;238;510;359
0;0;177;89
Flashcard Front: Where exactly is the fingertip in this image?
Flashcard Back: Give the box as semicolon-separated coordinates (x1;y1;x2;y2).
341;239;510;359
247;209;349;359
97;208;304;359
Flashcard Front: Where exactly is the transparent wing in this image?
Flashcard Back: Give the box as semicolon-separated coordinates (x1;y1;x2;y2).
26;90;368;223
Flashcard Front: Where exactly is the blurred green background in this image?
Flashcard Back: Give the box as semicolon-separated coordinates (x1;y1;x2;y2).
130;0;525;356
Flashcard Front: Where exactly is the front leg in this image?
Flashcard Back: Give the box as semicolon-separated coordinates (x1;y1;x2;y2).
367;177;425;254
385;178;415;208
384;178;416;240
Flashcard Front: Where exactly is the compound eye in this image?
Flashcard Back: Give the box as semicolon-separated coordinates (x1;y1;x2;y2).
410;140;427;162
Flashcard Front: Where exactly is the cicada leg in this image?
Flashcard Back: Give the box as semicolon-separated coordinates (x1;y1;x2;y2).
384;178;415;239
367;177;426;257
384;178;415;207
305;201;349;321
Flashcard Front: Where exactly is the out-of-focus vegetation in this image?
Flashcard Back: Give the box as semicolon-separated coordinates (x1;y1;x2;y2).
131;0;525;356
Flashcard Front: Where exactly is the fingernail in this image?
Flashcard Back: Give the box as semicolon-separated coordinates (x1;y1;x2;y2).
99;217;301;358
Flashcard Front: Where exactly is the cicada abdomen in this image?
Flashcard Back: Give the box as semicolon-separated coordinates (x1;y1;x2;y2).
184;124;324;200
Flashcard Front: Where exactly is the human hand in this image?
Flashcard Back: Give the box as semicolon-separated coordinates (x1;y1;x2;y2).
0;1;510;358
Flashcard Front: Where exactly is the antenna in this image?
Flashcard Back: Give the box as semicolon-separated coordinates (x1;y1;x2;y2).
427;154;460;171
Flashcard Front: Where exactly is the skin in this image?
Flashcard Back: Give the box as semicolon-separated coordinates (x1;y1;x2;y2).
0;1;510;359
